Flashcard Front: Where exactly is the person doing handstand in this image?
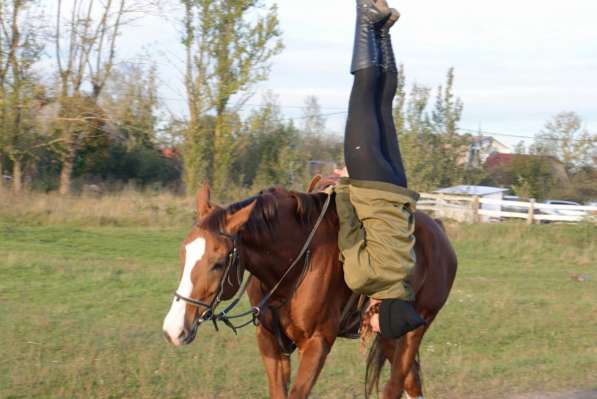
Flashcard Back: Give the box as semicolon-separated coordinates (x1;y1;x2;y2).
336;0;425;338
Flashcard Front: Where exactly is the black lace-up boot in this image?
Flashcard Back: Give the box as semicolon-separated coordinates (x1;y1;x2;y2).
350;0;392;74
377;8;400;73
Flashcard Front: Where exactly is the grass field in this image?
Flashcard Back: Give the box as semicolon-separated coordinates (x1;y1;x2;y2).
0;195;595;398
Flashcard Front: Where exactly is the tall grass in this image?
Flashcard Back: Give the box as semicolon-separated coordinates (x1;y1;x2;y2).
0;188;192;227
0;185;278;227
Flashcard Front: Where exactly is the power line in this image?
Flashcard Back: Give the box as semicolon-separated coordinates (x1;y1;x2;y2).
103;87;349;111
460;128;595;143
85;107;595;144
57;84;594;143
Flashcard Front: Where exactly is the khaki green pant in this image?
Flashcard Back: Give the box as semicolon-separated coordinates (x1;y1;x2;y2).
335;178;419;301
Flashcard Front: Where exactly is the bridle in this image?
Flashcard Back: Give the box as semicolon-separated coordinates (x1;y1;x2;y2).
173;193;333;336
174;233;245;334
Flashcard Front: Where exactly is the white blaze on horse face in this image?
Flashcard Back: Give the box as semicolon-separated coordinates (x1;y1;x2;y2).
162;237;206;346
405;395;424;399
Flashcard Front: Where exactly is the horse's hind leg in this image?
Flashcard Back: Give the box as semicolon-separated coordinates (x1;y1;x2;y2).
288;336;332;399
256;326;292;399
379;341;423;398
403;358;424;399
403;319;435;399
382;326;426;399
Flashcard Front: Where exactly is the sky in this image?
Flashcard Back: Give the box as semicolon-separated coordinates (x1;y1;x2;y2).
58;0;597;149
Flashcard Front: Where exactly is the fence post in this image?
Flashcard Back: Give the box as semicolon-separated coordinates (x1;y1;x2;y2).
438;193;445;219
472;195;481;224
527;199;535;225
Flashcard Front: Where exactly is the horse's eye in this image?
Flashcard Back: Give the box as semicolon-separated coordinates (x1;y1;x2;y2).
212;262;225;271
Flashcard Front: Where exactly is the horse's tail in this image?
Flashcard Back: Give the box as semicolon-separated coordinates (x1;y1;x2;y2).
365;340;425;398
365;335;386;398
417;350;424;393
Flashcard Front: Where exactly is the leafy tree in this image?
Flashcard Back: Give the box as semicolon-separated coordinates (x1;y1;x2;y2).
431;67;465;187
514;140;526;154
181;0;283;196
73;143;181;189
100;63;159;151
393;64;407;135
301;95;326;136
231;94;303;193
567;166;597;202
298;95;342;169
399;84;438;191
510;156;555;201
394;66;467;191
61;61;179;189
533;112;596;169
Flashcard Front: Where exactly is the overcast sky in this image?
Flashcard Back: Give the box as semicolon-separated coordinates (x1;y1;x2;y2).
107;0;597;148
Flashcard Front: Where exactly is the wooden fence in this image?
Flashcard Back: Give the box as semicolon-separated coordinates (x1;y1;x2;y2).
417;193;597;224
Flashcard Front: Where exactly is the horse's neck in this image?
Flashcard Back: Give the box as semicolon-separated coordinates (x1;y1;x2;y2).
240;242;282;288
240;232;306;292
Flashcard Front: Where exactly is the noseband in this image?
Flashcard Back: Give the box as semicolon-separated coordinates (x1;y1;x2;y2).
173;193;333;335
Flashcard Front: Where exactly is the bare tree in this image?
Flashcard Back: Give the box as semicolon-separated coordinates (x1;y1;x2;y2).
533;112;596;170
53;0;156;194
0;0;44;193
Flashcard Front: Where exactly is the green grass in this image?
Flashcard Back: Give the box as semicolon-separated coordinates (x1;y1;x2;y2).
0;220;595;398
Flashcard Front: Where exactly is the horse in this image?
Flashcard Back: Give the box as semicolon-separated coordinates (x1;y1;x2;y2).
162;183;457;399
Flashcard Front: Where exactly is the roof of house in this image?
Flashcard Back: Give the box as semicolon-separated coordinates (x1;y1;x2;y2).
161;148;181;159
485;152;564;169
435;185;509;196
485;153;516;169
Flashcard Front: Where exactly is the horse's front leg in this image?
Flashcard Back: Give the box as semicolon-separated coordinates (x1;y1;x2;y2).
288;335;332;399
256;325;292;399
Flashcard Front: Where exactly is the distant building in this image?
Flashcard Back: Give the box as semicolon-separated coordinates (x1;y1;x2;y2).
459;136;511;168
161;148;182;159
485;153;569;185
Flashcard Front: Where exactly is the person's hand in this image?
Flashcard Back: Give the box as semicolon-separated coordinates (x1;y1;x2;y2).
368;298;382;333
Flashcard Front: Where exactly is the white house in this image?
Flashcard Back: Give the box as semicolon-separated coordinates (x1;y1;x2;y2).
460;136;512;168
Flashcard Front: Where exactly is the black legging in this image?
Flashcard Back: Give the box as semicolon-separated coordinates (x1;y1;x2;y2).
345;67;407;188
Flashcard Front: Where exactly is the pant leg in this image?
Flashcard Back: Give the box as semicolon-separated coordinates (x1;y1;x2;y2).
336;178;417;300
378;70;408;188
344;67;402;186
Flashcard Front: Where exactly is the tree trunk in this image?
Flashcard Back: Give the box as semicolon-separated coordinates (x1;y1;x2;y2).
212;113;230;196
0;154;3;184
12;159;22;194
59;145;77;195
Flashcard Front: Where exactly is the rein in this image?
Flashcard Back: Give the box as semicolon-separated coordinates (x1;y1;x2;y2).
174;192;333;335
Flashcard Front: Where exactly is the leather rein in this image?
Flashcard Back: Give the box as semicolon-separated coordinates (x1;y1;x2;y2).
173;193;333;335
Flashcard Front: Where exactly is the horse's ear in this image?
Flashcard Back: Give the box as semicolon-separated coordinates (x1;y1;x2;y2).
307;175;322;193
196;183;213;220
225;201;257;235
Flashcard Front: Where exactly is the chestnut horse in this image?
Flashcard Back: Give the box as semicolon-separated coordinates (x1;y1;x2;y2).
162;183;457;399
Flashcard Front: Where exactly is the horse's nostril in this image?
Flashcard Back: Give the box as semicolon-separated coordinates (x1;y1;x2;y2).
178;329;188;340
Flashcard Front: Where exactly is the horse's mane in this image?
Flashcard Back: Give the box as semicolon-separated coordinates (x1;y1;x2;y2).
199;186;331;241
